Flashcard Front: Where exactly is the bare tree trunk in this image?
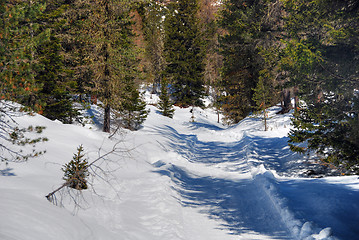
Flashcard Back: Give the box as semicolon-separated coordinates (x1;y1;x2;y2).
45;181;71;202
102;0;111;133
103;104;111;133
217;110;220;123
279;88;292;114
264;108;268;131
294;86;299;111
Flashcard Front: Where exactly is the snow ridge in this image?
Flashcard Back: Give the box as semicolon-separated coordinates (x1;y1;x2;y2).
247;145;337;240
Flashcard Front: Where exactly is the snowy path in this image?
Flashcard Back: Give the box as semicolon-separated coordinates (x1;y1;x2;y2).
141;106;359;240
148;125;293;239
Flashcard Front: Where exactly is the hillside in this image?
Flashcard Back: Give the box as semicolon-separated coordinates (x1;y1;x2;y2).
1;99;358;240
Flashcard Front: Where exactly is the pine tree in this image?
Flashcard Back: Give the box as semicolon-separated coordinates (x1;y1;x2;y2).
252;69;276;131
0;1;49;163
62;145;89;190
4;1;81;123
33;0;84;123
59;0;93;98
76;0;140;133
158;78;174;118
36;35;78;123
283;0;359;173
0;0;47;106
253;45;280;130
138;0;166;94
198;0;222;91
164;0;205;107
120;83;149;130
218;0;283;124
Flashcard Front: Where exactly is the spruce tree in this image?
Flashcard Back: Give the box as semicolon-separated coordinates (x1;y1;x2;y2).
62;145;89;190
36;35;78;123
158;78;174;118
120;83;149;130
28;0;85;123
283;0;359;173
198;0;222;91
0;0;47;106
164;0;205;107
218;0;283;124
138;0;166;94
252;69;276;131
0;1;48;162
59;0;93;99
82;0;140;133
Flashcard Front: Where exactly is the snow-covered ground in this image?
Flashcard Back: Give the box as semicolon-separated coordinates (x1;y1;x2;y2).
1;96;358;240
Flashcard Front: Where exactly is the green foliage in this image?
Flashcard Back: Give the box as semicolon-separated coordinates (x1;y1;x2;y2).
252;69;276;131
62;145;89;190
218;0;281;124
34;1;78;122
0;1;48;163
4;123;48;162
138;0;166;93
36;35;79;123
289;97;359;173
164;0;205;107
0;0;47;105
283;0;359;173
83;1;140;132
58;0;93;97
158;79;175;118
279;39;323;95
120;83;149;131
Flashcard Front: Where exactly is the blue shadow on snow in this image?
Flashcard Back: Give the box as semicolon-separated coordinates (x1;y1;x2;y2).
277;178;359;240
154;164;292;239
0;167;16;176
151;125;359;239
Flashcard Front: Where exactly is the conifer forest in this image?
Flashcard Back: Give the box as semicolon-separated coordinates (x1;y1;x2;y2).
2;1;359;239
1;0;359;173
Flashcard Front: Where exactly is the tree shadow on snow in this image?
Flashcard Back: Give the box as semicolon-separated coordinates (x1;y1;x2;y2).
0;167;16;176
151;125;295;238
277;178;359;240
156;125;334;177
85;107;103;128
151;125;355;239
154;125;248;168
154;162;359;239
186;121;225;131
153;125;310;176
154;164;292;239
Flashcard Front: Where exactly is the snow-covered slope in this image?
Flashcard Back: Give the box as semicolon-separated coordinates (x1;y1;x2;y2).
1;100;358;240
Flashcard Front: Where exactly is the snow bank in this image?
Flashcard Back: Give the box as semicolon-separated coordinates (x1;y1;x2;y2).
252;167;339;240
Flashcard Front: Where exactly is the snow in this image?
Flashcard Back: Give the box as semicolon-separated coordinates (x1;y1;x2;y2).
1;97;358;240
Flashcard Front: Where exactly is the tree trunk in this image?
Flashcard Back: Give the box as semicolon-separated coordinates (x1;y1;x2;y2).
217;109;220;123
103;104;111;133
263;103;268;131
281;88;292;114
102;1;111;133
294;86;299;111
264;109;267;131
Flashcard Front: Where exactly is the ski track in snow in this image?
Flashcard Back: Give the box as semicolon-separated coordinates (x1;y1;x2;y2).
148;125;295;239
144;105;359;240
